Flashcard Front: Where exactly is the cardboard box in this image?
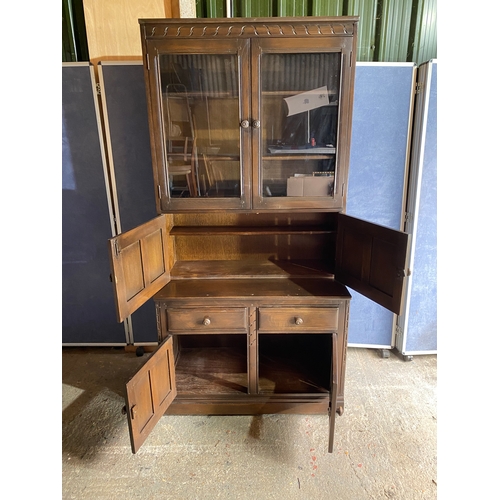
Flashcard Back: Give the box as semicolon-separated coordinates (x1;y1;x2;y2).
287;175;334;196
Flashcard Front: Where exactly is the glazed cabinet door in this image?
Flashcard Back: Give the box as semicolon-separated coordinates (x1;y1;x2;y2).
336;214;409;315
251;36;356;210
125;336;177;453
142;35;252;211
108;215;171;322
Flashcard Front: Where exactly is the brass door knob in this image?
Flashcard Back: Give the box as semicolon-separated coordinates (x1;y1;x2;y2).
252;120;261;129
240;120;250;128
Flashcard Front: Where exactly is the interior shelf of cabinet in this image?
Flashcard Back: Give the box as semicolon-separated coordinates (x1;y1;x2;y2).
262;154;334;160
170;259;334;279
174;339;248;396
166;91;238;99
262;91;338;103
170;226;335;235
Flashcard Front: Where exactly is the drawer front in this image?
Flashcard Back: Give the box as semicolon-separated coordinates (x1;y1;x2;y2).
167;308;247;332
258;307;338;332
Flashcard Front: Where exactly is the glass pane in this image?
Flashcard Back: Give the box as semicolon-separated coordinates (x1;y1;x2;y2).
158;53;241;198
261;52;341;198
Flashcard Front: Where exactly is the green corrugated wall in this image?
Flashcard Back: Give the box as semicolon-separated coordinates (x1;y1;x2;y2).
196;0;436;65
345;0;378;62
377;0;414;61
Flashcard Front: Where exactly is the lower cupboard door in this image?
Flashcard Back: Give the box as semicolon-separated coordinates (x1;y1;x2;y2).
125;336;177;453
328;332;338;453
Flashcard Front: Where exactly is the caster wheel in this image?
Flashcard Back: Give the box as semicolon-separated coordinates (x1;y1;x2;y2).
136;346;145;357
336;406;344;416
403;355;414;362
377;349;390;359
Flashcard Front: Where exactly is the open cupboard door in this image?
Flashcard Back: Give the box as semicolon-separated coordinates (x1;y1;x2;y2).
108;215;171;322
125;336;177;453
336;214;409;315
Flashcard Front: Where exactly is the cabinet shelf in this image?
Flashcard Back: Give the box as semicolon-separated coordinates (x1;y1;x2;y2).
263;91;338;103
175;345;248;396
165;91;238;99
263;154;334;161
170;225;334;236
170;259;334;280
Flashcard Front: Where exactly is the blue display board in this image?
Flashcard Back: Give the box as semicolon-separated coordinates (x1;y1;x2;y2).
402;61;437;353
99;62;159;343
62;63;125;344
346;63;416;347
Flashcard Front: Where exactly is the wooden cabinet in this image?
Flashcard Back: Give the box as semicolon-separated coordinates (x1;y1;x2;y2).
109;17;410;454
139;17;357;212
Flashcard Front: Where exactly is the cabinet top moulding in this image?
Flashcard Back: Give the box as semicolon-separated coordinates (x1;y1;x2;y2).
139;16;359;40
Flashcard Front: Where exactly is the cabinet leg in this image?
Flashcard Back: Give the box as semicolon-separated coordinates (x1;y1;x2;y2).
336;406;344;416
377;348;390;359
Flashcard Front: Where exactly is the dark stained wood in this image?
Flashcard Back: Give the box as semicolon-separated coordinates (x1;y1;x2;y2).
258;333;332;394
167;307;247;332
174;345;248;395
172;212;336;228
328;332;338;453
170;225;334;235
109;16;410;455
166;396;329;416
108;215;172;322
251;35;355;211
336;214;409;315
258;307;339;332
248;307;258;394
125;337;176;453
170;259;334;279
139;16;356;213
154;278;351;302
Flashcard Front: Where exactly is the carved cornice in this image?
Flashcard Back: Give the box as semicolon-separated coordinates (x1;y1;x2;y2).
141;20;357;39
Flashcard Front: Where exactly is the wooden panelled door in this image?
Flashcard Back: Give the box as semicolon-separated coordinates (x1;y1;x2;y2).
335;213;409;315
108;214;171;322
125;336;177;453
108;214;177;453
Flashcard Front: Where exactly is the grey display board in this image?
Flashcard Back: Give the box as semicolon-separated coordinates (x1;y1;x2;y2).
397;61;437;354
99;62;159;343
346;63;416;348
62;63;125;344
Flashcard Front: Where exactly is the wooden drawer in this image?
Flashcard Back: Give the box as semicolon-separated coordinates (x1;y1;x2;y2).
258;307;338;332
167;308;247;332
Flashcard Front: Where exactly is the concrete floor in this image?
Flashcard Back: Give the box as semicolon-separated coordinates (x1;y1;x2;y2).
62;347;437;499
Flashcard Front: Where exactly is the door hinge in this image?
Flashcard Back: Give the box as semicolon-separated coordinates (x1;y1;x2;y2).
395;324;403;339
415;81;424;94
114;239;120;257
404;212;414;233
397;268;410;279
96;83;101;95
157;185;162;199
130;405;137;419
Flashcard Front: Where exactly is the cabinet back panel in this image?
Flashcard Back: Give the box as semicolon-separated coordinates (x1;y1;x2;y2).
172;212;336;228
259;334;332;394
173;233;335;261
